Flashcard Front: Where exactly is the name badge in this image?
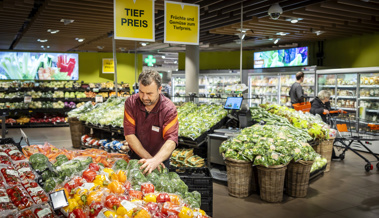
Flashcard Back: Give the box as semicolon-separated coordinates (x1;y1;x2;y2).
152;126;160;132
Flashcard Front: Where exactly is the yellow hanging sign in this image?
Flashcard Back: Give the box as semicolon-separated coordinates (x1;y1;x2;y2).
164;1;199;45
102;58;114;74
114;0;155;41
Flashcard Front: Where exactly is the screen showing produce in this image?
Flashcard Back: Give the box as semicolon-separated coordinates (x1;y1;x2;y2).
0;52;79;80
254;47;308;68
224;97;243;110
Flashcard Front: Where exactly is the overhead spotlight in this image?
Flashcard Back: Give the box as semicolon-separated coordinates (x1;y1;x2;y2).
97;46;104;50
235;33;246;40
291;19;298;23
47;29;59;34
268;3;283;20
75;38;85;42
236;28;250;33
276;32;289;36
60;19;74;25
140;42;148;46
162;55;166;59
37;39;48;42
274;38;280;44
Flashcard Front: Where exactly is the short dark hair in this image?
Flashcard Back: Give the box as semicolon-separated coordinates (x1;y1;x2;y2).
296;71;304;80
138;70;162;88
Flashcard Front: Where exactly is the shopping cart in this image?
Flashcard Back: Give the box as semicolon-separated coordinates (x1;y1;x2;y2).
328;111;379;172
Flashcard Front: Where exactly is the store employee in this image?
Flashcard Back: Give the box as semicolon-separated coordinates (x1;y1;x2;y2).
124;70;178;174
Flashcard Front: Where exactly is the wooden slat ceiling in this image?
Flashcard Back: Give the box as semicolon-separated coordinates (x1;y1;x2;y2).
1;0;378;53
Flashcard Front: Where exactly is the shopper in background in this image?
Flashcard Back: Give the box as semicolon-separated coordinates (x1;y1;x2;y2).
310;90;331;122
124;70;178;174
165;81;172;98
289;71;306;106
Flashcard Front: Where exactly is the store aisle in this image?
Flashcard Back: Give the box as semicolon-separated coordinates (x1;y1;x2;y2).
7;127;379;218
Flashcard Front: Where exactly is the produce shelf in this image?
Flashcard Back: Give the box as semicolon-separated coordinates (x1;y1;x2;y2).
359;97;379;100
360;85;379;88
336;85;357;88
366;109;379;113
336;96;356;99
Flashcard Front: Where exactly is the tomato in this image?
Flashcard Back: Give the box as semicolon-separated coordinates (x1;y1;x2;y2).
167;215;179;218
146;202;159;214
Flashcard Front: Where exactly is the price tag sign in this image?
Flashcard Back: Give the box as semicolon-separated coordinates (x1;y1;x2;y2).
49;190;69;210
24;95;32;103
96;95;103;103
93;88;99;93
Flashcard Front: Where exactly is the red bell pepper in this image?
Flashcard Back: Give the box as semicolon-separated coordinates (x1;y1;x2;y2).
57;55;76;76
82;169;97;183
88;163;100;171
69;208;86;218
141;183;155;195
156;193;170;203
105;195;120;211
89;202;103;218
129;190;143;200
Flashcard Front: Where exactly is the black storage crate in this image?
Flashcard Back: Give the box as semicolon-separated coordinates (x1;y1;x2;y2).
170;167;213;217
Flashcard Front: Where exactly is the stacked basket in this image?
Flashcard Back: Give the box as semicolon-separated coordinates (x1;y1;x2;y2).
313;139;334;172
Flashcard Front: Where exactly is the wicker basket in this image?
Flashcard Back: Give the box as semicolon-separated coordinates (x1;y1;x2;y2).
225;158;253;198
68;117;86;148
257;164;287;203
286;160;314;197
313;139;334;172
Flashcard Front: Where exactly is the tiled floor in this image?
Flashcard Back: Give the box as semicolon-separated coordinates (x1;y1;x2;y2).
6;127;379;218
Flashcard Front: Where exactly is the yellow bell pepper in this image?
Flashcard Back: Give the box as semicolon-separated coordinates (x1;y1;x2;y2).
117;170;127;183
104;210;117;218
143;194;156;203
117;206;128;216
108;180;124;194
74;188;88;206
134;209;151;218
103;168;114;176
94;175;109;187
179;206;193;218
87;190;103;206
63;198;79;213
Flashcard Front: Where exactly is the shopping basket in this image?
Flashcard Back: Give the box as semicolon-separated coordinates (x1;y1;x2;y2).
292;102;311;113
329;111;379;172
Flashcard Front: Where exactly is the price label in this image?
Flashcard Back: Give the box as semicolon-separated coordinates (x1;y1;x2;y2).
37;208;52;218
109;87;113;90
18;167;32;173
93;88;99;93
96;95;103;103
0;196;10;203
0;152;8;156
82;183;95;190
30;187;44;195
9;150;21;155
24;95;32;103
121;200;137;211
54;87;58;90
6;169;19;176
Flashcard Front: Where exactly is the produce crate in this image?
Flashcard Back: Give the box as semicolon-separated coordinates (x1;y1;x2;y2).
309;164;327;181
170;167;213;217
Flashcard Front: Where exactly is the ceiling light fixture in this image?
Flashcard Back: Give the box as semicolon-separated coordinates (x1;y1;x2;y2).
75;38;85;42
236;28;250;33
97;46;104;50
276;32;289;36
60;19;74;25
40;45;50;49
274;38;280;44
47;29;59;34
235;33;246;40
140;42;148;46
37;39;48;42
291;19;298;23
162;55;166;59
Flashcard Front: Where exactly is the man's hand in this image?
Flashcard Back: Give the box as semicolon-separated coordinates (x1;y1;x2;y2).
139;158;165;175
324;109;329;114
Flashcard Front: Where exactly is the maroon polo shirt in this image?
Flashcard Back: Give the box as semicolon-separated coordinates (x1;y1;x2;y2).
124;93;178;157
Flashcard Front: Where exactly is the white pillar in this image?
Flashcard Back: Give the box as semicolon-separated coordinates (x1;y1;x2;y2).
185;45;199;95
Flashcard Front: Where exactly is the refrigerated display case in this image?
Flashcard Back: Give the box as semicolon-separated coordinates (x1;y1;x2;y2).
247;66;317;107
316;67;379;132
171;70;241;103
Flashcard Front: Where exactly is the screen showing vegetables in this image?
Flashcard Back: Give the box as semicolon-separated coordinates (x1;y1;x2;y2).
0;52;79;80
254;46;308;68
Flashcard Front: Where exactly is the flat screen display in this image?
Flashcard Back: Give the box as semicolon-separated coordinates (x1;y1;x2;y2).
254;47;308;68
0;52;79;80
224;97;243;110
